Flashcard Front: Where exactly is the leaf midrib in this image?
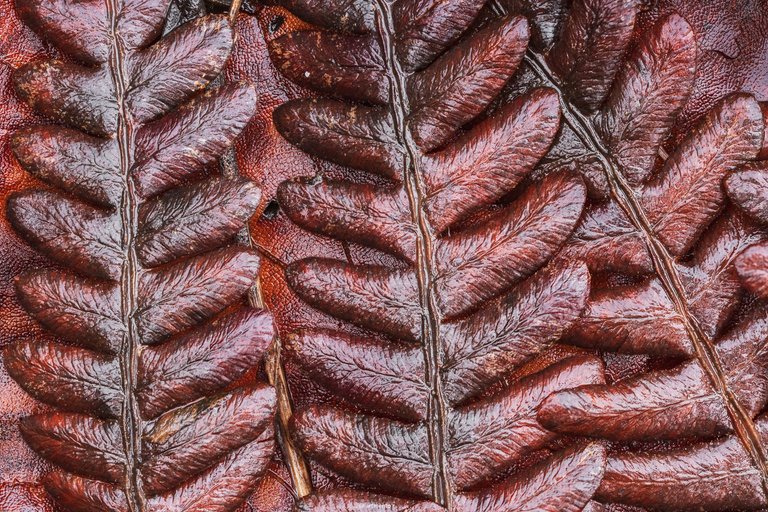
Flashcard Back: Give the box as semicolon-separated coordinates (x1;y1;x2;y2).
371;0;453;506
517;32;768;498
106;1;146;510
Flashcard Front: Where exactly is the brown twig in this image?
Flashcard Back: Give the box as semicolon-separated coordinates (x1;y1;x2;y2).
212;1;313;498
265;336;313;498
228;0;244;23
218;113;313;503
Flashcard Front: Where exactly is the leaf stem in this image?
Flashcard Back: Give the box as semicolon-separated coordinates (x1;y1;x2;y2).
106;0;145;509
373;0;453;506
487;0;768;496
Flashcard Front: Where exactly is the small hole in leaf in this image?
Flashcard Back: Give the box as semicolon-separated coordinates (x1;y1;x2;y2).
269;15;285;34
262;199;280;219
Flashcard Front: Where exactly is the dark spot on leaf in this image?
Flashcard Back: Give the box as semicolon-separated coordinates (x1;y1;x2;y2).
269;16;285;34
262;199;280;219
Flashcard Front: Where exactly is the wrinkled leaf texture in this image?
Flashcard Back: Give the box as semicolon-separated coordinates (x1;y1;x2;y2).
5;1;275;511
265;0;768;510
509;1;768;511
266;0;613;509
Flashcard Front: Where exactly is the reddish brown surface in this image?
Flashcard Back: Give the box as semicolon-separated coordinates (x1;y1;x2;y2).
640;0;768;138
1;1;276;511
244;0;768;510
0;0;56;509
1;0;768;511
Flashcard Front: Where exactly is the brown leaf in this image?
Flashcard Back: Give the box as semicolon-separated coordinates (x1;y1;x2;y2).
6;3;275;510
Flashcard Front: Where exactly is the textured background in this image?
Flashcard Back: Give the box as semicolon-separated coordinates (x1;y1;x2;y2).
0;0;767;509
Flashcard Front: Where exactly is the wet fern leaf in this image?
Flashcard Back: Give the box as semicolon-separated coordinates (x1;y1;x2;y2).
267;0;609;509
5;1;275;510
502;1;768;511
727;163;768;300
267;0;768;509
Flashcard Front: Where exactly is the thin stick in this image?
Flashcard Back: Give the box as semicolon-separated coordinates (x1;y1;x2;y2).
266;335;314;498
215;6;314;498
219;137;314;502
229;0;244;23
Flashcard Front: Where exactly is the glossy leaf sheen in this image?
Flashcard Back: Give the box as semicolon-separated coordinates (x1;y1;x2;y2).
520;1;768;510
5;2;274;511
269;0;604;508
269;0;768;508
